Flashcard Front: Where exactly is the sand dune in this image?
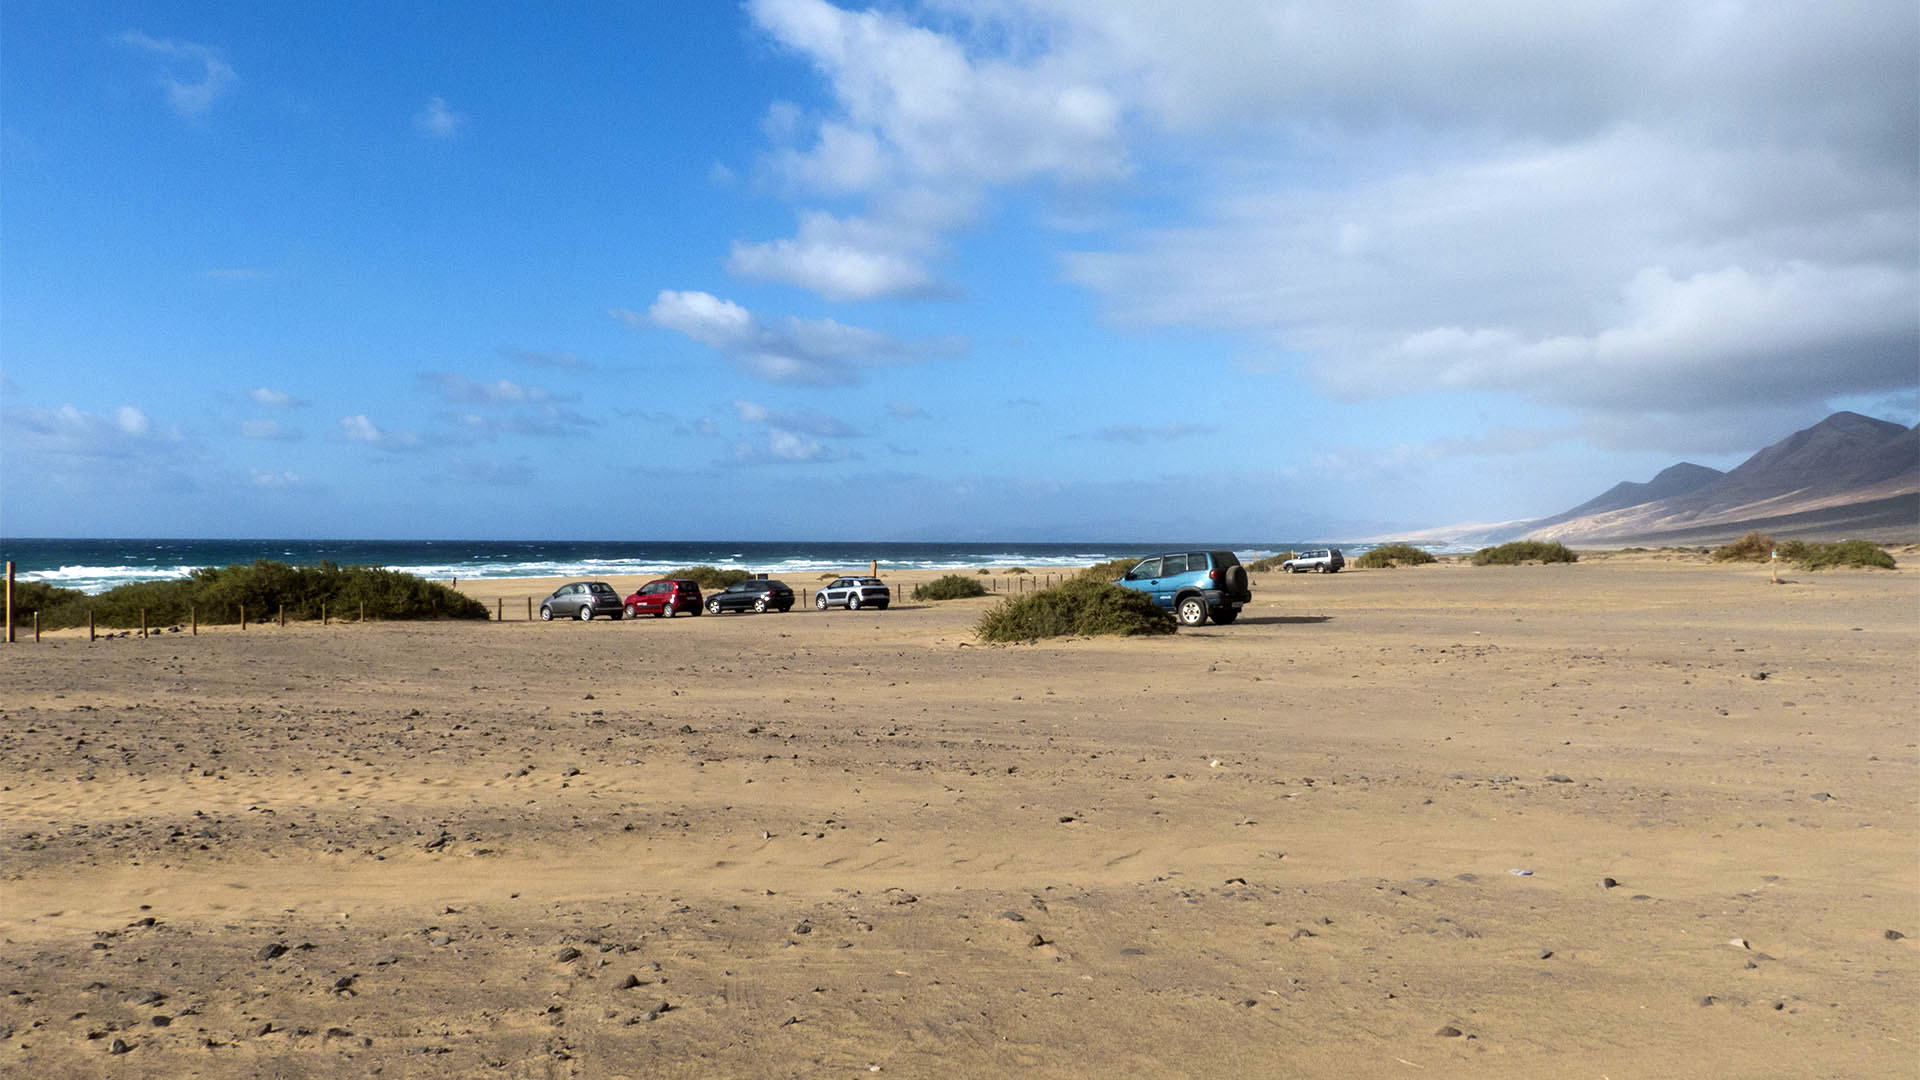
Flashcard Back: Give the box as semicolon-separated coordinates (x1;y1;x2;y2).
2;556;1914;1077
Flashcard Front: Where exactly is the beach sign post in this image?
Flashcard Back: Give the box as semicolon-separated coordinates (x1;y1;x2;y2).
4;560;12;644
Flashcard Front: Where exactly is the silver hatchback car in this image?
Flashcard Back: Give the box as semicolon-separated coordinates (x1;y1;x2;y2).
816;576;891;611
540;581;625;621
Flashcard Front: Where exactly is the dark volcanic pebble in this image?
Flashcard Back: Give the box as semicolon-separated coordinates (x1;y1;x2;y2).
256;943;287;961
998;911;1026;922
1435;1025;1463;1038
1538;949;1554;959
556;946;583;963
619;974;642;989
108;1038;131;1054
1602;877;1620;888
792;920;812;935
1885;929;1906;941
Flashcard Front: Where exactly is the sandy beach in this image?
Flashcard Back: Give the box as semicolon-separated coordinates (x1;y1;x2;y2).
2;554;1914;1077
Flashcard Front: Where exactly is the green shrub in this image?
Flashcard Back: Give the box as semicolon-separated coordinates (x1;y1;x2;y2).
1798;540;1896;570
11;561;488;630
1003;566;1030;575
976;577;1176;642
663;565;754;590
1471;541;1579;566
1711;531;1775;562
1775;539;1812;562
914;574;989;601
1076;557;1143;582
975;568;990;575
1248;552;1297;572
1355;544;1437;569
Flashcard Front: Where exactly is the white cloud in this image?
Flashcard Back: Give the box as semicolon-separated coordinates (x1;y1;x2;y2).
120;30;236;116
626;290;933;385
340;414;382;443
414;96;465;138
249;386;297;407
114;406;150;436
0;402;194;490
727;398;861;464
736;0;1129;299
719;1;1917;450
1354;263;1918;410
250;469;301;488
420;372;555;404
727;231;937;301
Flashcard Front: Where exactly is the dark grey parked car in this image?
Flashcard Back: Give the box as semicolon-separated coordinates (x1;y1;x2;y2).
705;579;795;614
539;581;625;621
816;576;890;611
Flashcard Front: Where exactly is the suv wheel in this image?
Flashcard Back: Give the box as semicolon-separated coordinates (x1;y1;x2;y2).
1175;594;1209;627
577;604;593;621
848;594;862;611
1210;609;1239;625
661;602;675;618
624;603;638;618
539;605;553;621
816;593;829;610
707;599;722;614
753;597;768;613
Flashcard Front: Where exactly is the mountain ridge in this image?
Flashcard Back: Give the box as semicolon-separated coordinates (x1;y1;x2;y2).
1520;411;1918;544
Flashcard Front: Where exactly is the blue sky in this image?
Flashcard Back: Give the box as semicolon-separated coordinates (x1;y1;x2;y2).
3;1;1915;541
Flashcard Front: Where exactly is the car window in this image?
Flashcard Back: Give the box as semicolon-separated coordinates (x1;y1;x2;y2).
861;578;882;586
1129;558;1162;579
1188;552;1210;568
1161;554;1189;575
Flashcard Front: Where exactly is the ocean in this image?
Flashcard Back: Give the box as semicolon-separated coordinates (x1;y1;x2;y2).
0;538;1343;595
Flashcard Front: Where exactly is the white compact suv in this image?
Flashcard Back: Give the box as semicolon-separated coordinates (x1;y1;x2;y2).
816;577;891;610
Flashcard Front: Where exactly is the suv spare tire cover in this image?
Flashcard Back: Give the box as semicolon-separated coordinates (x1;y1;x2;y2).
1225;564;1248;595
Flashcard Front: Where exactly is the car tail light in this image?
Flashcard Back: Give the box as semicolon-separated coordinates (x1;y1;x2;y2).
1209;568;1220;582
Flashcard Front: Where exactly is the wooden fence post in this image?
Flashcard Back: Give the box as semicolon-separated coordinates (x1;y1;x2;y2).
496;597;502;621
89;610;95;642
4;560;12;644
34;611;41;643
359;601;365;623
240;603;246;630
322;603;328;626
191;605;197;635
279;604;285;628
526;596;532;621
141;609;147;639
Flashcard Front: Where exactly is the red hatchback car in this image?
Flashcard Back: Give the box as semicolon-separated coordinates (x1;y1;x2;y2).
623;578;703;618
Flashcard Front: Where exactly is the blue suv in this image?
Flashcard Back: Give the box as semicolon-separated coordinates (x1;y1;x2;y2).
1113;550;1251;627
